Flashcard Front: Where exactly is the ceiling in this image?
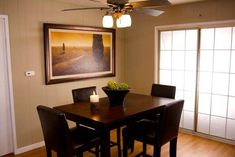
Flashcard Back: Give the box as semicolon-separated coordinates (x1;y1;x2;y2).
58;0;208;7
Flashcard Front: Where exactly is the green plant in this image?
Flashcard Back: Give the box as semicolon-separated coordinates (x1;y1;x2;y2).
107;80;129;90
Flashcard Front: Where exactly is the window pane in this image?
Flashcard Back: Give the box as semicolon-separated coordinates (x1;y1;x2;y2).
172;71;184;90
226;119;235;140
172;30;185;50
185;51;197;71
184;91;195;111
160;31;172;50
211;95;228;117
160;51;171;69
159;70;171;85
184;71;196;91
228;97;235;119
212;73;229;95
200;50;213;72
172;51;184;70
199;72;212;93
213;50;230;73
186;29;198;50
180;112;184;128
175;90;184;99
229;74;235;96
215;27;232;50
231;51;235;73
201;28;214;50
197;114;210;134
210;116;226;138
183;111;194;130
198;93;211;114
232;27;235;49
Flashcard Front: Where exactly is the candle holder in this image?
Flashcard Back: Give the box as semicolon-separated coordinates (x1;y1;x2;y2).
90;102;100;113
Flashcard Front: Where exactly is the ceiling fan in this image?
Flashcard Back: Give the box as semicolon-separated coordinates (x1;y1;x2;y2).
62;0;171;28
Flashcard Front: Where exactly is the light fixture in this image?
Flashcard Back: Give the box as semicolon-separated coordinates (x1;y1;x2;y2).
102;6;133;28
116;14;132;28
102;14;113;28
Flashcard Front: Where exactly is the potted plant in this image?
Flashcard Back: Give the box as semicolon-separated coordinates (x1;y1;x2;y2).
102;80;130;106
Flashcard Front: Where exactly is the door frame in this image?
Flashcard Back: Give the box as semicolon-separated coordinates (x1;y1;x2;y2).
0;15;17;154
154;19;235;145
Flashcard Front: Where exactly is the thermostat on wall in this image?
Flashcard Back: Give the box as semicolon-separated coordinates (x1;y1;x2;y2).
25;70;35;77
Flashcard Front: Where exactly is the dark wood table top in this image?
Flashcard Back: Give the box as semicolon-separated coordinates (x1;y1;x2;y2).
54;93;177;129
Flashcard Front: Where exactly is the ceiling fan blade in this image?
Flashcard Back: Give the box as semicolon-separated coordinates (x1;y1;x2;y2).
62;7;109;12
107;0;128;5
89;0;102;2
134;8;164;16
130;0;171;8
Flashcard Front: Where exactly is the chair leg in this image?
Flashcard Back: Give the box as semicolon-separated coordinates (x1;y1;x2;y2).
122;131;128;157
95;145;100;157
130;139;135;153
170;137;177;157
153;146;161;157
46;147;52;157
117;127;122;157
143;143;147;157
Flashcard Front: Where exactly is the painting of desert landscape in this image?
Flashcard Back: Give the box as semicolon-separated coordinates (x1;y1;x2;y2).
49;28;114;80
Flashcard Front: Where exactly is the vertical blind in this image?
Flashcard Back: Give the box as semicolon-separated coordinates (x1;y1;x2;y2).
158;26;235;141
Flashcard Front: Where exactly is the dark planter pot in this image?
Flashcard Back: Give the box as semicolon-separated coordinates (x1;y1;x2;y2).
102;87;130;106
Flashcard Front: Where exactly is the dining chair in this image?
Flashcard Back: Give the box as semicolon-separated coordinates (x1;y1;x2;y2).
72;86;97;102
128;84;177;152
122;100;184;157
151;84;176;99
147;83;176;122
72;86;122;157
37;105;100;157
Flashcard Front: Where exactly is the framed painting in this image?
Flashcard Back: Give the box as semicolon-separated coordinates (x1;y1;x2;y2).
43;23;115;84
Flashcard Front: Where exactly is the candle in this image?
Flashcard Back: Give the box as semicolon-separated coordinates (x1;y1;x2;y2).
90;91;99;103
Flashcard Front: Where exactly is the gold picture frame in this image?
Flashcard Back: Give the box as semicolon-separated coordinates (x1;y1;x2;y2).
43;23;115;84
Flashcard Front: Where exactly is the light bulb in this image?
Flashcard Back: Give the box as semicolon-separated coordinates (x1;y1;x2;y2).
116;14;131;28
102;15;113;28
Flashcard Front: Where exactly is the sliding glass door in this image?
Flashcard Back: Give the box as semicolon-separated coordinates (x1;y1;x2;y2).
198;27;235;140
159;29;198;130
158;26;235;140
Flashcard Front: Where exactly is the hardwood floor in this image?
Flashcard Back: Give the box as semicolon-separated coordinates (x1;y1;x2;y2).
4;132;235;157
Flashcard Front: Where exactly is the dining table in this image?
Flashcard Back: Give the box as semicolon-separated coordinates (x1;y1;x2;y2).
54;93;178;157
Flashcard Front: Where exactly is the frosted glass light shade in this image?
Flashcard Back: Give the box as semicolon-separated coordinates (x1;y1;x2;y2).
116;14;131;28
102;15;113;28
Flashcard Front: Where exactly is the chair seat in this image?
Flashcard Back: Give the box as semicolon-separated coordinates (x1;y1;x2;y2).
123;120;159;145
70;126;101;152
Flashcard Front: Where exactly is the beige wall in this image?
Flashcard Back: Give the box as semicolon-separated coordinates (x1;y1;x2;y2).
1;0;235;150
0;0;125;148
125;0;235;95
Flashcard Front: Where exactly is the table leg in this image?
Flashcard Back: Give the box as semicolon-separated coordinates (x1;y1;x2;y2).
100;127;110;157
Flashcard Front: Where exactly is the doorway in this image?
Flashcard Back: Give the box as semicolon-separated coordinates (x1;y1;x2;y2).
156;24;235;142
0;15;14;156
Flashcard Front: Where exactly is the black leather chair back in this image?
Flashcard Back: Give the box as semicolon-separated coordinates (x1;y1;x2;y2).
72;86;96;102
157;100;184;146
151;84;176;99
37;105;73;157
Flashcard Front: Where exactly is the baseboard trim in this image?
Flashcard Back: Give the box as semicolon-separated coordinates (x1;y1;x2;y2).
179;128;235;146
14;141;45;155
